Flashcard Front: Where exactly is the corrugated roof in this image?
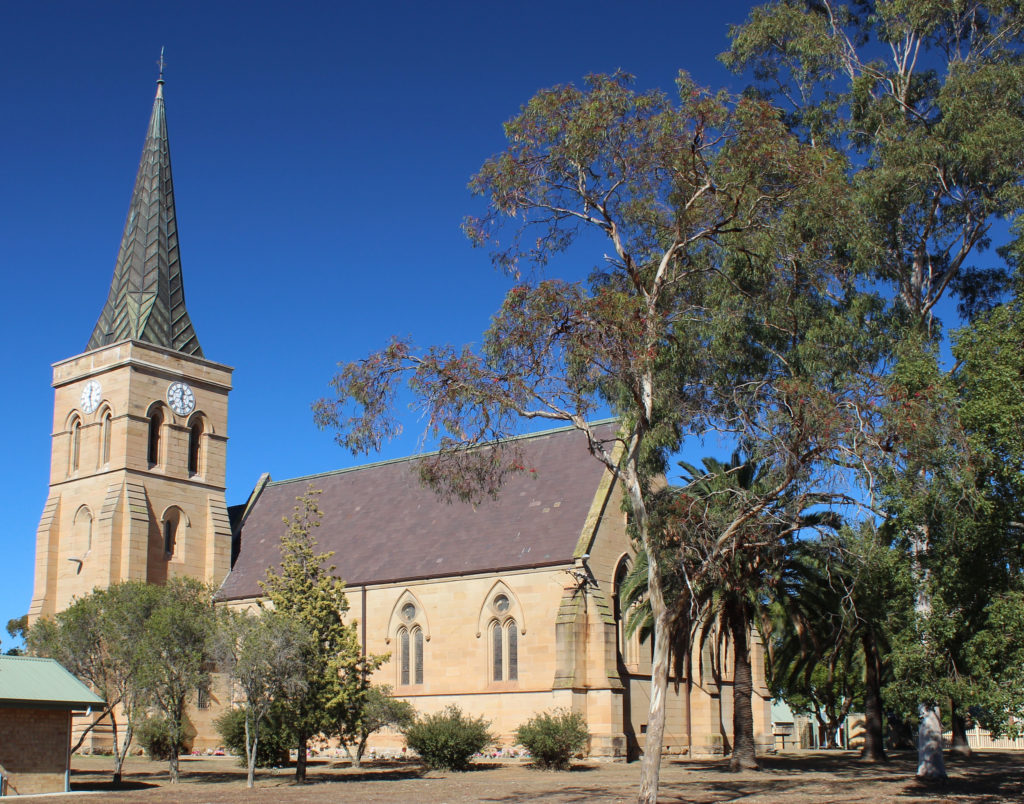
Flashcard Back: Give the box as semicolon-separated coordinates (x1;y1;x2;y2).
86;77;202;356
218;422;620;601
0;656;105;709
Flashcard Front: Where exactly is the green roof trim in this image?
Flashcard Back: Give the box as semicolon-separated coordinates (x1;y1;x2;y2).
0;656;105;710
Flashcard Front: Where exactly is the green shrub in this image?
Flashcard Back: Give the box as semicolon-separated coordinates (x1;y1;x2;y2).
214;705;293;767
515;709;589;770
134;715;188;761
403;705;493;771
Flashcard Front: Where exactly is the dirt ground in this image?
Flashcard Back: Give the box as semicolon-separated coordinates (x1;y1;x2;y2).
26;749;1024;803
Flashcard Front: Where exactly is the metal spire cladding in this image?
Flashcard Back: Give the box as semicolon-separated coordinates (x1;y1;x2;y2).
87;63;203;357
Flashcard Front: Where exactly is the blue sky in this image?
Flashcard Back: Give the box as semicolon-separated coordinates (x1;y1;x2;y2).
0;1;765;643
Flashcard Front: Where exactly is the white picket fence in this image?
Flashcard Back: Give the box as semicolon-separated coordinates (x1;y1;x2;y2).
943;726;1024;750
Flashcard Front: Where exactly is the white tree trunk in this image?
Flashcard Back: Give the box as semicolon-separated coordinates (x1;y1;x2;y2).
638;605;670;804
916;704;947;780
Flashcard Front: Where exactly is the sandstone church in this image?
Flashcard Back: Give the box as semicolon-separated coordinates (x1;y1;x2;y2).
28;75;772;760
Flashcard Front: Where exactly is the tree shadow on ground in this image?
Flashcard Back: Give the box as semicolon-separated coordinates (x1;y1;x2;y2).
666;750;918;778
70;779;158;792
659;778;819;801
306;768;427;784
479;786;631;802
896;752;1024;804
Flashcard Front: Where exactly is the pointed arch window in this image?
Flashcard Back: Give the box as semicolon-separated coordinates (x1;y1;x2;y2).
482;587;522;684
148;407;163;467
73;505;93;558
397;625;424;686
507;621;518;681
392;596;426;687
69;417;82;474
491;621;503;681
399;628;410;685
187;418;203;476
491;618;519;682
101;409;112;466
613;557;640;669
413;626;424;684
163;507;182;558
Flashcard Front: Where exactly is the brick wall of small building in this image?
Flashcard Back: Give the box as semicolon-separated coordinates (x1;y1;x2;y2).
0;708;69;795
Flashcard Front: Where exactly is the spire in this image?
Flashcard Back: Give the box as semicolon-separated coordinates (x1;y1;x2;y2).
87;58;203;356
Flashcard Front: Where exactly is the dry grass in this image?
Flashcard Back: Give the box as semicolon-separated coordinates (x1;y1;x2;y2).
26;749;1024;803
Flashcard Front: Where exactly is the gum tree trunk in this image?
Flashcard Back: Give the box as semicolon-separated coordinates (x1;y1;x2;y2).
916;705;947;780
632;469;670;804
636;569;671;803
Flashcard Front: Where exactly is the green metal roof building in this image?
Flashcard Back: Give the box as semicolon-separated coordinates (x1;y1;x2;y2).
0;655;104;795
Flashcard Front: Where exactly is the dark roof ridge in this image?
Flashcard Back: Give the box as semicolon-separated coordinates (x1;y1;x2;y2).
267;417;621;488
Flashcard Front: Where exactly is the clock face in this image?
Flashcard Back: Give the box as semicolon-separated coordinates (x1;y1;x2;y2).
166;381;196;416
80;380;102;414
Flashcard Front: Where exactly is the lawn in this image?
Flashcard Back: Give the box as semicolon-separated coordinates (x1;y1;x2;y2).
28;750;1024;803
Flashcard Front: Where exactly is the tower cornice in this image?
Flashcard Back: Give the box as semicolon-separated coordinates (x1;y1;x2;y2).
53;339;233;391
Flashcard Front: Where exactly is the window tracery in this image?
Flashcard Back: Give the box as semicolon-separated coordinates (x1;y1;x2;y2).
484;586;521;683
391;594;427;687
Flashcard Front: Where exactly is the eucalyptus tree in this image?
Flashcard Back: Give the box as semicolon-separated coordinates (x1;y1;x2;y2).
315;71;867;803
725;1;1024;778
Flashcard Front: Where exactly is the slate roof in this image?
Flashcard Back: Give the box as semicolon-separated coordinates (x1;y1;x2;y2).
86;77;202;356
218;422;620;601
0;656;105;710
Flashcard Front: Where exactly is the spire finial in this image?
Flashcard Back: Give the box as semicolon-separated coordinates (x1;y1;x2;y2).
156;47;165;97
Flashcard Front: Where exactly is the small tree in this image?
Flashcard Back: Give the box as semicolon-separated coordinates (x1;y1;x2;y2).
515;709;589;770
214;705;293;768
28;597;123;763
216;609;312;787
28;584;159;784
135;714;189;761
337;685;415;767
403;705;493;771
130;578;219;783
260;489;384;783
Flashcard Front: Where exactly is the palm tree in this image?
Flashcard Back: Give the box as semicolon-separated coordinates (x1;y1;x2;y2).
625;453;839;771
766;540;865;750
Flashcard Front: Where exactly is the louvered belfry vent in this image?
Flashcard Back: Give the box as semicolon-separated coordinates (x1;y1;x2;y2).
87;77;202;357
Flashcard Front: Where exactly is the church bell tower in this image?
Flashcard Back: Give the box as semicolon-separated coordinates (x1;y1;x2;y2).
29;69;233;622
